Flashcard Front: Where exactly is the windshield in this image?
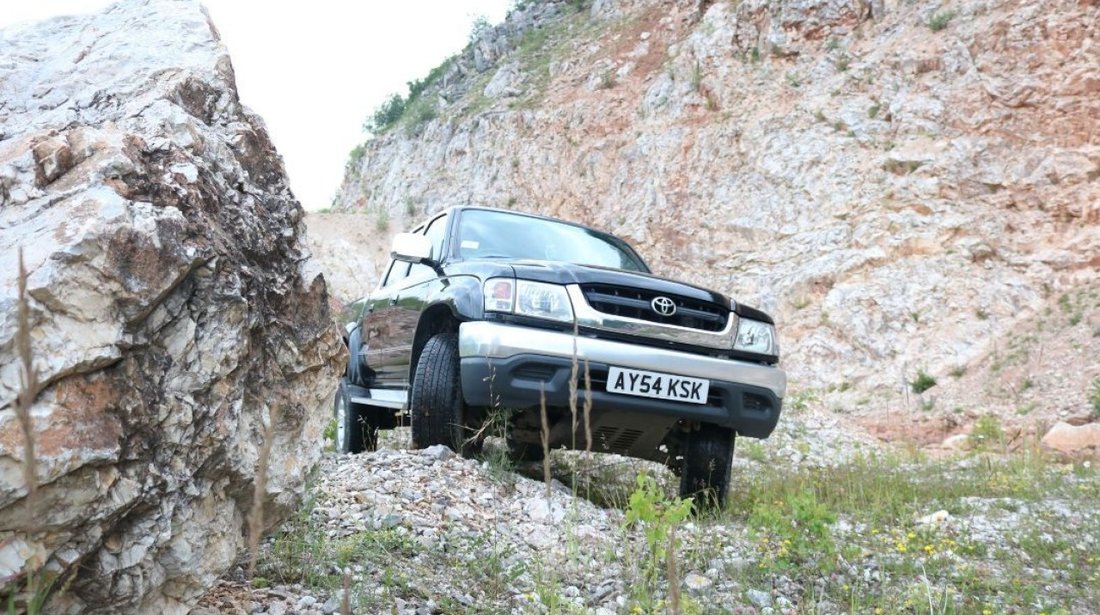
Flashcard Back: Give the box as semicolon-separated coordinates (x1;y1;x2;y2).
456;209;649;272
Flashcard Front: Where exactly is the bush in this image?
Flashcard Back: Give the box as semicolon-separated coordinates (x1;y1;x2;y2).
364;93;407;134
910;369;937;394
345;143;366;173
929;9;957;31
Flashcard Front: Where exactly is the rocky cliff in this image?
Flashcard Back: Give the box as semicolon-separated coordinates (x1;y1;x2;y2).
331;0;1099;431
0;0;343;612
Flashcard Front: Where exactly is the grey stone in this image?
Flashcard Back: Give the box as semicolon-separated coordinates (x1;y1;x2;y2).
747;589;773;608
423;444;456;461
0;1;343;612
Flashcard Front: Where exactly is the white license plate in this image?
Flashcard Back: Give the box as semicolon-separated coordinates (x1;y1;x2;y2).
606;366;710;405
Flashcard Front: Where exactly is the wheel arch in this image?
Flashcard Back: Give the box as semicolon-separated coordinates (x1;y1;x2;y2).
408;304;462;385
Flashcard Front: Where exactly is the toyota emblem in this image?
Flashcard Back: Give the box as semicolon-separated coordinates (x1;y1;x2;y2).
651;296;677;316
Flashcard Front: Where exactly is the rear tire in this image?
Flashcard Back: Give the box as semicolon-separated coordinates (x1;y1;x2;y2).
346;327;365;386
679;424;735;509
335;379;376;454
410;333;477;457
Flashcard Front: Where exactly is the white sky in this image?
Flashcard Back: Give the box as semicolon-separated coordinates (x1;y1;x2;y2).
1;0;512;210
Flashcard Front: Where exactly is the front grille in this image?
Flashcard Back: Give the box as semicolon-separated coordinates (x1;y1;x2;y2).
580;284;728;332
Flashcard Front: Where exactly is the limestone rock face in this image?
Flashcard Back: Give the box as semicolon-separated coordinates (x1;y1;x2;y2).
332;0;1099;416
0;1;344;612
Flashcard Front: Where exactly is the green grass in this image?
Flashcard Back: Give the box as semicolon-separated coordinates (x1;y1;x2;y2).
715;450;1099;613
969;414;1003;449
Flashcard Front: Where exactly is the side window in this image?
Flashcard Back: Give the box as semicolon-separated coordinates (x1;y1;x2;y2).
380;259;408;288
424;214;448;261
409;214;448;280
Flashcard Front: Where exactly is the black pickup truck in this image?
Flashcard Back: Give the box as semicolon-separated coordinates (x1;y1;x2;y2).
336;206;786;506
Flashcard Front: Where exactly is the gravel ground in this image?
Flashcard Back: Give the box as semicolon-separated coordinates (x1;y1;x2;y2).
193;410;1098;614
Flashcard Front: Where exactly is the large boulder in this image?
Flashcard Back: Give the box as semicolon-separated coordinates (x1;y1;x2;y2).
0;0;344;612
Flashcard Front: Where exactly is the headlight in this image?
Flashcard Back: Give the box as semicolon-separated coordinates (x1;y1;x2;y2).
483;278;515;312
734;318;778;356
483;278;574;323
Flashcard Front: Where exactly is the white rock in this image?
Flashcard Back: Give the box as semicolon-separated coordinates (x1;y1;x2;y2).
919;510;951;525
684;572;712;591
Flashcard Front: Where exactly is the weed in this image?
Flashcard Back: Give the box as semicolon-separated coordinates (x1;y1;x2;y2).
12;249;39;527
867;102;881;119
467;15;491;45
481;407;518;486
969;414;1004;448
2;248;58;612
623;474;693;611
834;54;850;72
785;72;801;88
825;37;840;51
883;159;923;174
975;308;989;320
929;9;958;32
322;418;336;451
539;385;551;500
690;61;703;91
375;208;390;232
750;47;760;63
787;389;818;413
1057;293;1071;312
814;109;827;123
1090;377;1100;419
910;369;937;394
402;96;437;136
747;488;837;570
740;440;768;463
950;365;967;378
704;90;720;112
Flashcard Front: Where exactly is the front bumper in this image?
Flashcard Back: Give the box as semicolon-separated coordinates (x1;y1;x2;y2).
458;321;786;439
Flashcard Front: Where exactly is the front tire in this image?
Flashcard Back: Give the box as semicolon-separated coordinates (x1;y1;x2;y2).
679;424;735;509
410;333;477;456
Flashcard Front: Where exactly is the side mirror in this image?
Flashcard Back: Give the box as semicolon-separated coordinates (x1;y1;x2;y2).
391;233;433;263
